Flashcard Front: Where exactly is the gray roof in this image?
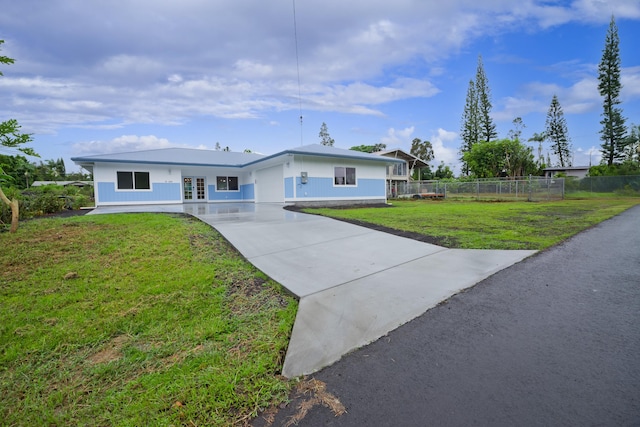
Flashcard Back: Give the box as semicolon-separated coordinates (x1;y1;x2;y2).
244;144;404;166
72;144;403;168
71;147;265;167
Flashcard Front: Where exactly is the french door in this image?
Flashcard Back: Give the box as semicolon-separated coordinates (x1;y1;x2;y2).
183;177;206;201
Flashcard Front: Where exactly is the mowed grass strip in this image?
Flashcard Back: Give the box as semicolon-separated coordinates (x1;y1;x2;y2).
306;198;640;250
0;213;297;426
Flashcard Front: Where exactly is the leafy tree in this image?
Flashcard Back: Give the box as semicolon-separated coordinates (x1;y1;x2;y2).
545;95;572;167
318;122;335;146
460;79;479;175
0;39;15;71
528;132;547;167
476;55;497;144
31;158;67;181
410;138;434;163
589;161;640;176
463;139;536;178
0;154;34;189
0;41;37;232
349;144;386;153
410;138;434;179
66;169;92;181
598;16;627;166
508;117;525;142
434;162;454;179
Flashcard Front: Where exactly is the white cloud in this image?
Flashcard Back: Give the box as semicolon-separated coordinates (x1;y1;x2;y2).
572;0;640;22
380;126;415;146
429;128;460;173
622;66;640;100
494;77;601;120
573;145;602;166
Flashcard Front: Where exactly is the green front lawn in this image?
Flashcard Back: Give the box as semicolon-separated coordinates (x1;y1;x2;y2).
306;198;640;250
0;213;297;426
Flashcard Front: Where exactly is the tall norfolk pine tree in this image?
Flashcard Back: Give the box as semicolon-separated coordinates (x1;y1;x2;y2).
460;55;496;175
459;80;479;175
598;15;627;166
545;95;572;167
475;55;497;144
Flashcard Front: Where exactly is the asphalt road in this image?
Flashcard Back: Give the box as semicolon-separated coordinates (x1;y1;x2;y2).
258;204;640;427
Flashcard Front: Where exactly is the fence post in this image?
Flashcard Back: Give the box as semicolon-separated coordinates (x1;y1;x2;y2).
528;174;533;202
476;180;480;200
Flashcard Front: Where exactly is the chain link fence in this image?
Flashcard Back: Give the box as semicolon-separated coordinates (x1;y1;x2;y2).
389;175;640;201
564;175;640;197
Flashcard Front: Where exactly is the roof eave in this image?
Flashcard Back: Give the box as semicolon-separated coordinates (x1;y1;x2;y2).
70;157;247;168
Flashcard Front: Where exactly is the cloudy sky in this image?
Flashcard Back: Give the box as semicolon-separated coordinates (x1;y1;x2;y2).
1;0;639;174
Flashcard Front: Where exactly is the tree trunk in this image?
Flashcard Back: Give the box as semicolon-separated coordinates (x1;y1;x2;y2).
10;198;19;233
0;187;20;233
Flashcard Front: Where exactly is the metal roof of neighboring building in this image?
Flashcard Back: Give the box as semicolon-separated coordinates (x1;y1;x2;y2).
543;166;590;171
31;181;93;187
375;149;430;168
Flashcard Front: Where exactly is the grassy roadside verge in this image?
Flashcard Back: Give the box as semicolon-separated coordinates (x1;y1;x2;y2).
0;213;297;426
306;198;640;250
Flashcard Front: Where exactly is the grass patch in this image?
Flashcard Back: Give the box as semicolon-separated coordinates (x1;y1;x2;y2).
306;198;640;250
0;213;298;426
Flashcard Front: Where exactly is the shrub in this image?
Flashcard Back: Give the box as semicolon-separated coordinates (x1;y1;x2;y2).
0;184;94;228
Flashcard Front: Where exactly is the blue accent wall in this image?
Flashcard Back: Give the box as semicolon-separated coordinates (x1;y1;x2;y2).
294;177;385;198
98;182;181;203
284;177;294;198
208;183;254;201
241;183;254;200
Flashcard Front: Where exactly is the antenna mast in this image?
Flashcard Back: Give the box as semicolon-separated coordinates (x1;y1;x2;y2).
292;0;303;145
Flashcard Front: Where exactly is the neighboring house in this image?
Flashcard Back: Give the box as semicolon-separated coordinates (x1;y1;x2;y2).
543;166;590;179
31;180;93;188
71;144;403;207
374;149;429;197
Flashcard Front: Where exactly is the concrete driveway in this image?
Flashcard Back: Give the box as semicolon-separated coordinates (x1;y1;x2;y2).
90;203;536;377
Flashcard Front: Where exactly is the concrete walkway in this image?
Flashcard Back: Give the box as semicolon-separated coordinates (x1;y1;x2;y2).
89;203;536;377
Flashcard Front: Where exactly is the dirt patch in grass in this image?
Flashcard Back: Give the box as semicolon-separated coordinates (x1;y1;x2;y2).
227;276;269;298
88;335;129;365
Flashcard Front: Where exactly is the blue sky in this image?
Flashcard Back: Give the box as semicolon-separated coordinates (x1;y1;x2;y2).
1;0;639;175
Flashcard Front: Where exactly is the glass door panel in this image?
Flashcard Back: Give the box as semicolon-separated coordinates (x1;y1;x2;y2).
183;177;193;200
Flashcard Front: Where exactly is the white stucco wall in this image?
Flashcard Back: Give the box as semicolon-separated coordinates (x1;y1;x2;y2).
284;155;387;203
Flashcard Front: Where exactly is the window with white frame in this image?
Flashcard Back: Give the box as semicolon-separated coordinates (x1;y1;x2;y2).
117;171;150;190
216;176;239;191
334;167;356;186
392;162;407;177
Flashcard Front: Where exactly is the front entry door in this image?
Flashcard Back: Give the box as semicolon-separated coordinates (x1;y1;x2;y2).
183;177;206;201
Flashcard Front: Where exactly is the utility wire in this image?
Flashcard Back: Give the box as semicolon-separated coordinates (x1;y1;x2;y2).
292;0;303;145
